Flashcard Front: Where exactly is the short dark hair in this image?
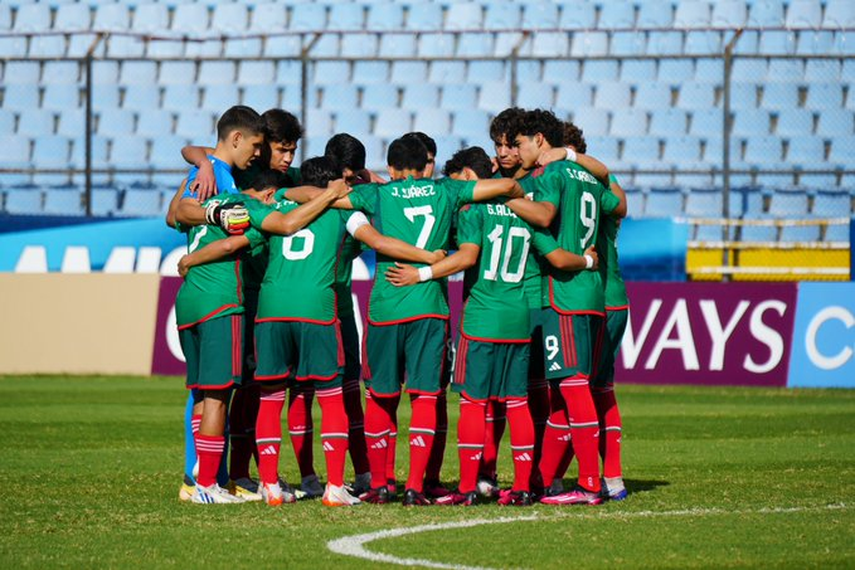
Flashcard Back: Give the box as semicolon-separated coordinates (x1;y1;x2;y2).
217;105;265;141
261;108;303;144
512;109;564;148
563;122;587;154
443;146;493;179
489;107;524;144
248;169;290;192
387;136;428;171
325;133;366;172
402;132;437;156
300;155;342;188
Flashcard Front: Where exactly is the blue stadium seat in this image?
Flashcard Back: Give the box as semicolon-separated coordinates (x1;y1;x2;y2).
5;61;40;85
828;137;855;166
621;137;661;166
120;85;158;111
816;109;854;137
145;38;184;59
135;110;173;139
762;84;799;111
334;109;371;135
306;109;333;136
201;86;240;113
107;36;145;58
361;84;398;111
758;30;796;55
635;84;672;111
262;35;302;58
804;83;844;110
484;3;521;31
798;173;838;188
352;61;390;85
571;32;609;57
367;3;403;31
452;110;490;139
160;61;197;86
119;61;157;86
777;110;814;137
330;4;365;30
380;33;417;57
644;187;684;218
731;30;759;54
109;136;149;169
730;84;759;111
94;3;129;31
694;59;724;83
311;61;349;87
16;109;54;137
3;85;40;112
414;109;451;136
555;84;595;114
677;83;716;111
212;3;248;32
341;34;378;58
171;4;210;35
637;1;674;27
559;3;596;29
747;0;785;28
69;135;109;171
42;85;80;111
242;84;279;111
599;1;635;28
198;61;236;86
731;59;767;83
14;4;51;32
685;31;722;55
0;4;9;31
610;32;647;56
646;32;683;56
445;3;482;31
517;84;554;109
610;109;648;137
621;60;657;83
250;3;287;32
374;109;412;138
174;111;215;139
658;59;695;83
0;37;27;58
428;61;468;84
685;187;723;217
390;61;427;84
731;109;770;137
662;135;703;164
581;60;619;83
440;84;477;111
89;186;119;217
765;59;804;83
739;217;777;242
594;82;631;111
786;0;823;29
796;31;835;55
0;108;14;133
418;33;455;58
494;32;526;58
54;4;90;32
321;85;359;112
780;223;821;242
149;136;187;171
92;62;119;87
274;60;302;87
567;107;609;137
132;3;169;34
402;84;439;108
522;2;557;30
121;185;163;217
477;82;512;113
43;187;84;217
4;187;43;215
823;0;855;28
97;109;135;137
226;39;263;59
406;3;442;31
544;61;581;84
162;85;200;111
585;136;620;162
32;137;72;186
281;86;306;110
237;61;274;86
812;190;851;216
649;109;688;136
674;2;711;28
531;32;570;58
743;136;784;165
768;188;809;216
42;61;79;85
712;1;747;27
805;59;841;83
824;223;851;242
623;186;645;218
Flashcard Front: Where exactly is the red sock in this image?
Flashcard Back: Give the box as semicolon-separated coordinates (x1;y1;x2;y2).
406;394;437;493
255;388;285;485
527;379;550;464
317;386;348;487
288;385;316;479
386;428;398;483
538;387;572;486
191;414;202;448
196;434;225;487
364;391;398;489
560;377;601;493
554;436;575;482
506;398;535;492
425;390;448;483
457;398;486;494
594;385;623;479
343;378;370;475
228;389;252;480
480;400;506;480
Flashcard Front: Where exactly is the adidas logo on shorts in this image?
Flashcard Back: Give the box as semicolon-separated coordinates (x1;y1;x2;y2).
549;362;562;372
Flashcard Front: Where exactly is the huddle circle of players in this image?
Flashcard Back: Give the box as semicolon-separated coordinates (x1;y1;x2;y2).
168;104;629;507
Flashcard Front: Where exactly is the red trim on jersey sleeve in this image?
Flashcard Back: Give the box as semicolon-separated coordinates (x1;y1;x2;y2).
177;304;240;331
548;277;606;317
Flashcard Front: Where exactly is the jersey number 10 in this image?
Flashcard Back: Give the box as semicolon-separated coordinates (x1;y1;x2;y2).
484;225;531;284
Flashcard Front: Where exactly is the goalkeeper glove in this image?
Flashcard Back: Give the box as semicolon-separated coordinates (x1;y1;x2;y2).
205;201;250;235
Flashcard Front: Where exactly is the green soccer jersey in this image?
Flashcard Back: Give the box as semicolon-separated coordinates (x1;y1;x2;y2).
519;171;560;310
599;174;628;309
457;201;557;341
334;235;363;318
349;176;476;324
175;196;268;328
256;199;355;323
235;164;301;191
539;160;621;314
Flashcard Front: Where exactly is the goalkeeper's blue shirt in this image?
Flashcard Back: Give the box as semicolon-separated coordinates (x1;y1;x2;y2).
182;155;239;199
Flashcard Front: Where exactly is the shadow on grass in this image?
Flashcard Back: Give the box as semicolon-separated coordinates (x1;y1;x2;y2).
624;479;669;496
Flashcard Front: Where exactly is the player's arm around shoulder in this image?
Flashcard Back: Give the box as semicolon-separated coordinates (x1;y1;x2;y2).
261;179;352;236
532;227;598;272
504;176;558;229
177;234;253;278
605;176;628;219
385;243;479;287
348;211;444;265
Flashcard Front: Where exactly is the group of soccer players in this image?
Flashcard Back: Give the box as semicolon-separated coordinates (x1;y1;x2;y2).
167;102;630;508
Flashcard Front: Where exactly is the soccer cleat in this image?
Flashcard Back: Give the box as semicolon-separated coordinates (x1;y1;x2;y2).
602;477;628;501
322;484;362;507
179;474;195;502
402;488;432;507
423;479;451;498
476;476;500;498
386;478;398;498
301;474;324;499
540;486;603;506
497;489;533;507
549;478;566;496
191;483;243;504
359;486;391;504
261;481;296;506
435;490;478;506
228;477;263;502
349;472;372;497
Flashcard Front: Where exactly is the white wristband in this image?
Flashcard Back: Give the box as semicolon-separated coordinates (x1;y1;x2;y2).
418;266;433;282
564;147;578;163
584;254;594;269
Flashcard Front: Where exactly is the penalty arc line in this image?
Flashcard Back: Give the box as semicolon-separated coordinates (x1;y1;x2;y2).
326;503;848;569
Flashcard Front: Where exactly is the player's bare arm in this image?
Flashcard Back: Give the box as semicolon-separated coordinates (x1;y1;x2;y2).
165;178;189;228
177;234;252;277
537;148;611;187
386;243;480;287
504;197;557;228
609;179;628;219
282;185;355;210
180;144;217;201
544;245;599;272
261;179;352;236
471;178;525;202
353;223;446;266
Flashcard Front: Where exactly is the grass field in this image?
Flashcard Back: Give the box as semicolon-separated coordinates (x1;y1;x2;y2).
1;375;854;568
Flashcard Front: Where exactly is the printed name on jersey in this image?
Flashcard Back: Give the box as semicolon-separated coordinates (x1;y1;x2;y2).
390;184;436;199
485;203;519;219
564;167;600;186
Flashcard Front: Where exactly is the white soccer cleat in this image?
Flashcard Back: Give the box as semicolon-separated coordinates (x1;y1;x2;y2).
322;484;362;507
191;483;243;504
301;474;324;498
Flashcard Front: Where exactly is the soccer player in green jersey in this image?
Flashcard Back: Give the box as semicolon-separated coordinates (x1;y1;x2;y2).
504;109;627;505
337;136;525;506
251;156;448;507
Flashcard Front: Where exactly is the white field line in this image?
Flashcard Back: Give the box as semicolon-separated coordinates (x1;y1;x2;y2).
326;504;848;569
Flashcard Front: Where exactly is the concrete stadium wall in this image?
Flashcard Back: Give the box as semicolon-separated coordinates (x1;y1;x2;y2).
0;274;160;375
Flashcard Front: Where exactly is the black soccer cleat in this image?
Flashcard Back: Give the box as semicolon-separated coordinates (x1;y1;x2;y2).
402;488;432;507
359;486;390;505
